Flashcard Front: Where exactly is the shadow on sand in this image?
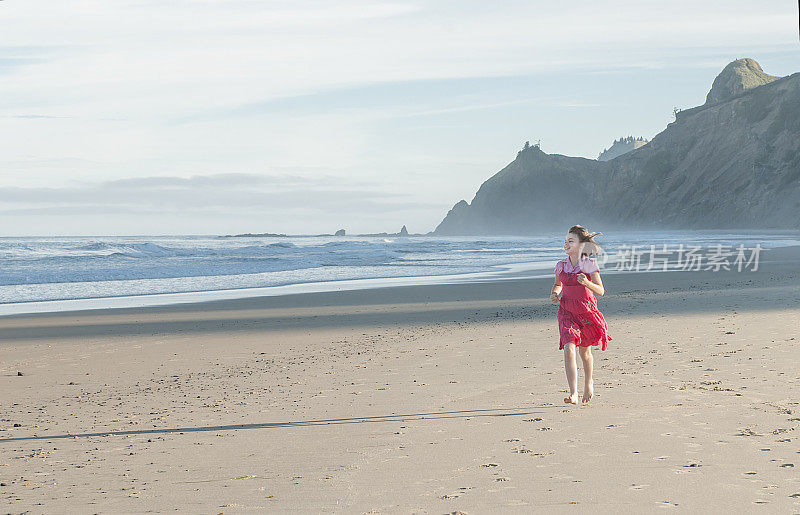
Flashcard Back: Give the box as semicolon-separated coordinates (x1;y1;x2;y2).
0;406;561;443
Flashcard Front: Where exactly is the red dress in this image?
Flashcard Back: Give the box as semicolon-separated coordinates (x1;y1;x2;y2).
555;257;612;351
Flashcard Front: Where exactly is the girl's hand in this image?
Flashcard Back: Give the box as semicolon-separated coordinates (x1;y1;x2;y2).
576;273;587;285
550;293;560;304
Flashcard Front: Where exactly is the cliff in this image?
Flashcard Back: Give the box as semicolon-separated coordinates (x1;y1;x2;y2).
597;136;648;161
704;58;779;106
434;59;800;235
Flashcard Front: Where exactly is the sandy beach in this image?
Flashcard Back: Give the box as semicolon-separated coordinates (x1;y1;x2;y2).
2;245;799;513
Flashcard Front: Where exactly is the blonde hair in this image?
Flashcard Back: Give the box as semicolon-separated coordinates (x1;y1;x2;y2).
568;224;604;258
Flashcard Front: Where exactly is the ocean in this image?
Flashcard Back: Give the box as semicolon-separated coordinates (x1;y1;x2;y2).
1;230;798;315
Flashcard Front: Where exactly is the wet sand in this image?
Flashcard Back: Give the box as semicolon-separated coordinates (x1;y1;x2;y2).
1;246;799;512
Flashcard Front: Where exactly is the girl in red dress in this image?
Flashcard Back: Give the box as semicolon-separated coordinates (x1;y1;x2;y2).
550;225;612;404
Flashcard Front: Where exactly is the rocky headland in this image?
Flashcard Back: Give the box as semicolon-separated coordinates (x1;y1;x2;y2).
435;58;800;235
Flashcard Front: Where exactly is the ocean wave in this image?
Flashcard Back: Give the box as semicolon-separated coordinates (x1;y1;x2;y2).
71;241;186;258
1;232;795;304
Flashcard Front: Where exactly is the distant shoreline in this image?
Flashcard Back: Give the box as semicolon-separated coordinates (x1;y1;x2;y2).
220;232;430;238
220;228;800;239
3;228;800;238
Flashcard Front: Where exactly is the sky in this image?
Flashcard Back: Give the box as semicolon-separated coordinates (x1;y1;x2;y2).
1;0;799;236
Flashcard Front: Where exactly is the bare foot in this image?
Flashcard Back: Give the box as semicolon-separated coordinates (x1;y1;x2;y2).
564;393;578;404
582;383;593;404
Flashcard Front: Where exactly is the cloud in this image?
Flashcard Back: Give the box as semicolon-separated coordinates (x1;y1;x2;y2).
0;173;438;216
101;173;309;189
1;1;793;119
1;114;72;119
0;0;796;235
0;57;50;76
391;97;605;119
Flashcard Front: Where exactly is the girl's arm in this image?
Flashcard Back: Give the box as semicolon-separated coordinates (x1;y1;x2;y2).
577;272;605;296
550;273;562;303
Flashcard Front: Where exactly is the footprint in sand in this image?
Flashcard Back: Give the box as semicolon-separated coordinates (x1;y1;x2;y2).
629;484;649;490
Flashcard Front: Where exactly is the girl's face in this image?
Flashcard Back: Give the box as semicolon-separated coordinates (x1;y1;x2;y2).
564;232;584;256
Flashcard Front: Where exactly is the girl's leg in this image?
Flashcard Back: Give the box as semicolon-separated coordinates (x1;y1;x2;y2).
578;346;594;403
563;342;578;404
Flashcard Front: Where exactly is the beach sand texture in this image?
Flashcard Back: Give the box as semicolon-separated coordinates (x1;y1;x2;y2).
1;246;799;513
